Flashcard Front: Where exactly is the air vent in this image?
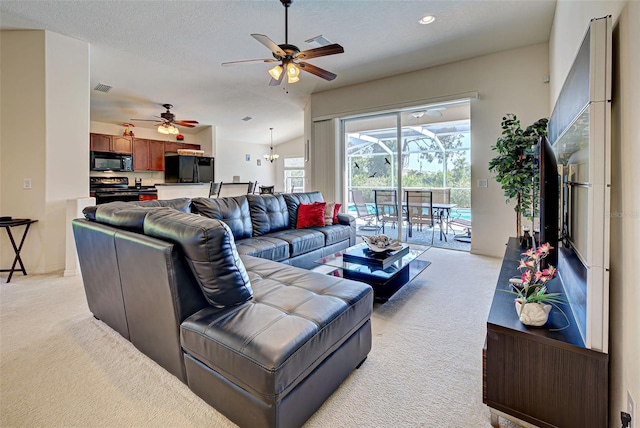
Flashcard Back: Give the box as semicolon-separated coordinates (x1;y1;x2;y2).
242;116;252;122
305;35;332;47
93;83;112;93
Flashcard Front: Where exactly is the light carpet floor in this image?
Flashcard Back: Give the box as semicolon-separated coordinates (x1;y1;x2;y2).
1;248;518;427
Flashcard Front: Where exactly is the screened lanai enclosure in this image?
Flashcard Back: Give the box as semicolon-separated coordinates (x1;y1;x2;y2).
343;100;471;250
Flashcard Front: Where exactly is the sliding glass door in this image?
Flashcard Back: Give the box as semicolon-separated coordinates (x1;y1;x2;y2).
343;100;471;249
344;113;403;241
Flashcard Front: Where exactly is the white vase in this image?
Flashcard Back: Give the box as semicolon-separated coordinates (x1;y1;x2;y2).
514;301;552;326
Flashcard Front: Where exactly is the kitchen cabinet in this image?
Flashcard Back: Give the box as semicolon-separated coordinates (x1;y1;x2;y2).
90;133;132;154
112;136;133;154
133;138;166;171
133;138;150;171
164;142;201;153
149;140;165;170
90;133;111;152
164;142;182;153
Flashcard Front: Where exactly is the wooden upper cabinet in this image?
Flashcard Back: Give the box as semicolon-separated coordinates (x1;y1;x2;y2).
183;143;200;151
90;133;111;152
164;142;182;153
149;140;165;170
133;138;166;171
90;133;132;154
133;138;149;171
111;136;133;154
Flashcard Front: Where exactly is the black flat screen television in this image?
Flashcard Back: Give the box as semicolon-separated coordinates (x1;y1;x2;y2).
538;135;558;267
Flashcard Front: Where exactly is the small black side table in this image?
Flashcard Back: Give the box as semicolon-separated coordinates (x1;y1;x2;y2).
1;218;38;283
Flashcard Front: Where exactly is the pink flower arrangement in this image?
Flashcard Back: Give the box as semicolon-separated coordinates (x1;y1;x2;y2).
512;242;564;306
518;242;557;288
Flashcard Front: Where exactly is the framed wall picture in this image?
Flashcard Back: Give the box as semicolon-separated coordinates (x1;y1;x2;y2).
257;159;262;166
245;154;251;161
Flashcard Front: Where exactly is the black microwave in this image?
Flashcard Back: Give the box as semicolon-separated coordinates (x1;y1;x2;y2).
91;151;133;172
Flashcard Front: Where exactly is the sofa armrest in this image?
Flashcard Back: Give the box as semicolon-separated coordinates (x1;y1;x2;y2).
337;213;356;246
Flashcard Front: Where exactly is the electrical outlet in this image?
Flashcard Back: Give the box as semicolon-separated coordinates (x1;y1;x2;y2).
478;179;488;188
23;178;32;189
629;391;636;428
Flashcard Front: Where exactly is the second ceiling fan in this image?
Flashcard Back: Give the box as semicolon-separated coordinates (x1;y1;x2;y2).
222;0;344;86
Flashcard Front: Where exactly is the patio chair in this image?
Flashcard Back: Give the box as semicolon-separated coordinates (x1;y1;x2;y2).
351;189;379;231
450;209;472;243
404;190;436;244
431;187;452;236
374;189;405;234
209;181;222;198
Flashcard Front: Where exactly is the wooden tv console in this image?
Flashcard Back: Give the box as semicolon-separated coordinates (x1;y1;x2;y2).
483;238;608;428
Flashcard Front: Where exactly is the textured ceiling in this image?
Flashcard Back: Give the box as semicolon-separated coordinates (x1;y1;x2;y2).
0;0;556;146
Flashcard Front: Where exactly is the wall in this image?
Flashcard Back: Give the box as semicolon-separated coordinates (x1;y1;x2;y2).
214;138;275;187
550;1;639;425
273;136;304;193
309;43;550;258
1;30;89;275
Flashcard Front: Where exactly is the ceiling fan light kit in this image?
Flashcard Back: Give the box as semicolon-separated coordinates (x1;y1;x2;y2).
222;0;343;86
158;124;179;135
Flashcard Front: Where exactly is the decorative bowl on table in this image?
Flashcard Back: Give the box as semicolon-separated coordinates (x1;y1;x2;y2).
361;235;403;253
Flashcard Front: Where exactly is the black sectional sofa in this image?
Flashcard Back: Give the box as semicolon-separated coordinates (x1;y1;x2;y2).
73;192;371;427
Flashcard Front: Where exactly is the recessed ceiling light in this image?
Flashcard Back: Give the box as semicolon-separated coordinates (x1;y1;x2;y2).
419;15;436;25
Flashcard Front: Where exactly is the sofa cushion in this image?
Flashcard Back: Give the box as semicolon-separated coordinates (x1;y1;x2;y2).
282;192;324;229
311;224;352;246
247;194;290;236
134;198;192;212
83;198;191;221
144;210;253;308
267;229;325;257
297;202;326;229
235;236;290;261
180;255;373;401
191;196;252;239
94;203;174;232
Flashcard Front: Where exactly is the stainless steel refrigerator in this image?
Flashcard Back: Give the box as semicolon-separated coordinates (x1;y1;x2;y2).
164;154;214;183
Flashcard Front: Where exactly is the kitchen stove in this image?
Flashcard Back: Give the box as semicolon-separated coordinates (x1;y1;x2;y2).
90;177;157;204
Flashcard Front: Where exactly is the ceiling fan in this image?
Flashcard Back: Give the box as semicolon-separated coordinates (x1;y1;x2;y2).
131;104;199;134
222;0;344;86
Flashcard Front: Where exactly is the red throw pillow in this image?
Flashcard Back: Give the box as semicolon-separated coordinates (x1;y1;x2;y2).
333;203;342;224
297;202;327;228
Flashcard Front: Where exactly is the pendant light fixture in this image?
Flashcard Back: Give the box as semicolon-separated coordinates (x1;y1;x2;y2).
264;127;280;163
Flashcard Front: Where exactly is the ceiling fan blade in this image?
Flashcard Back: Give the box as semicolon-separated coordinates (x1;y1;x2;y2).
130;119;158;122
222;58;279;66
174;122;197;128
295;44;344;60
176;120;199;123
251;34;286;57
297;62;337;81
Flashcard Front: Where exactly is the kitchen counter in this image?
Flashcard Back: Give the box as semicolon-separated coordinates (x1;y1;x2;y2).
156;183;210;200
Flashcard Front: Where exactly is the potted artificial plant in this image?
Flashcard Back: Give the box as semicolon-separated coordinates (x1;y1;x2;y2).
507;242;566;326
488;114;548;239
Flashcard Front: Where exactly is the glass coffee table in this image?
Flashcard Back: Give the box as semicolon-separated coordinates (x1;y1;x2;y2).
315;243;431;303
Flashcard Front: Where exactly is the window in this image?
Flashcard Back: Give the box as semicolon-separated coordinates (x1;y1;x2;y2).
284;157;305;193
